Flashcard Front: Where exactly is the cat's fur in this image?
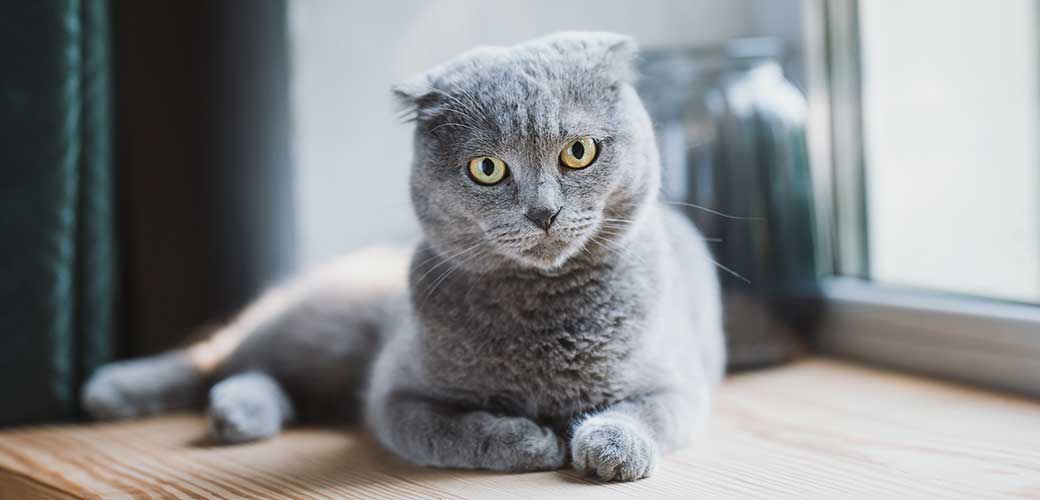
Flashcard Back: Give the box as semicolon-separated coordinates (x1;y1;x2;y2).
81;32;724;482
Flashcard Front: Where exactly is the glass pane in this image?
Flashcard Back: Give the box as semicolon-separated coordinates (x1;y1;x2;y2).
858;0;1040;302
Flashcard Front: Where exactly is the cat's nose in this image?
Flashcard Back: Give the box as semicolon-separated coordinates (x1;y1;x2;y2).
525;206;561;231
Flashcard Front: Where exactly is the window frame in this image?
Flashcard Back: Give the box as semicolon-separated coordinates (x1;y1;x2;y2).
803;0;1040;397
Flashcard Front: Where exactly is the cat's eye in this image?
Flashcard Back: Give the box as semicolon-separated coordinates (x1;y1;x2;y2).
467;156;508;185
559;137;598;169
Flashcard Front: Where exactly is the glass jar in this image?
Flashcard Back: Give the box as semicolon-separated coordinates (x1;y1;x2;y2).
638;38;818;370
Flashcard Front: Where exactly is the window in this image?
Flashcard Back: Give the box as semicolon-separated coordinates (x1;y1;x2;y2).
860;0;1040;303
807;0;1040;395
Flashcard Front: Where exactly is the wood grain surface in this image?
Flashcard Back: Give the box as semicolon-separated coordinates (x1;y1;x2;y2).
1;358;1037;499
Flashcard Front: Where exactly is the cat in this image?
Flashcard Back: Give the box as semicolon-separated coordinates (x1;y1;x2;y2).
82;31;725;482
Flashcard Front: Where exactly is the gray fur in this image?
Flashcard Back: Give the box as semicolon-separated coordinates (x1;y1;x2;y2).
81;32;724;483
81;352;205;419
209;372;293;443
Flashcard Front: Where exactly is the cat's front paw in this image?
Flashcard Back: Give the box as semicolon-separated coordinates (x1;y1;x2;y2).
208;373;291;444
571;416;658;481
466;413;568;471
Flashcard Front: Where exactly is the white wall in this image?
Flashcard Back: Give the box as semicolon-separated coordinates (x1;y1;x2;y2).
289;0;795;269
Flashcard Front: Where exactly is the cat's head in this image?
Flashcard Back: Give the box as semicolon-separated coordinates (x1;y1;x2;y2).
396;32;660;272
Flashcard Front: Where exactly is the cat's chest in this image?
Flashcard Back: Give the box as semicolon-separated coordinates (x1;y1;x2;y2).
418;266;652;417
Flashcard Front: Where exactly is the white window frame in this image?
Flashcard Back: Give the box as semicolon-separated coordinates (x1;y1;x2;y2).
803;0;1040;397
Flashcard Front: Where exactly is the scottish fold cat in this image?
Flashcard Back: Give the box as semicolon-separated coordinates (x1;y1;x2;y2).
82;31;725;482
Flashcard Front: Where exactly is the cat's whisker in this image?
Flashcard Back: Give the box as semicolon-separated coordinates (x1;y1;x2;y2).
430;121;482;134
394;105;418;121
707;257;751;284
660;200;765;222
423;87;474;113
442;108;483;126
494;235;530;245
578;243;594;258
596;228;628;240
395;112;418;124
588;234;632;264
425;87;489;126
411;237;481;271
412;246;462;274
601;217;720;242
603;209;724;243
598;233;652;269
449;84;495;125
413;242;482;286
599;220;638;232
417;248;487;314
598;222;632;232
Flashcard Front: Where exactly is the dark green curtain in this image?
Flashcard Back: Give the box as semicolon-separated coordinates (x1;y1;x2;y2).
0;1;116;425
0;0;293;426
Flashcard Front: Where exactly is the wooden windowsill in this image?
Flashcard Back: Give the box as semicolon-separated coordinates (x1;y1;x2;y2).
1;358;1037;499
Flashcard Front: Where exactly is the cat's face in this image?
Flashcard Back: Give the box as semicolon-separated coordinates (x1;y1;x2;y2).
398;32;660;272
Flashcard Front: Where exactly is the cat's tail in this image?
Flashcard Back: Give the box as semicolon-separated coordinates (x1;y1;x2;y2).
81;244;413;425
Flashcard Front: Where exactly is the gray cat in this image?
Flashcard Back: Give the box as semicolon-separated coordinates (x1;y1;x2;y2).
82;31;725;482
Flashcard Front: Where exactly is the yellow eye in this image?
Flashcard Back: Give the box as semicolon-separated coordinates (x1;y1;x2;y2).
467;156;508;185
560;137;598;169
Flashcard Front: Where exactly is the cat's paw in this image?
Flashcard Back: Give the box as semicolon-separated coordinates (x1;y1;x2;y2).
208;373;290;444
571;416;657;481
81;363;140;420
467;413;568;471
81;357;178;420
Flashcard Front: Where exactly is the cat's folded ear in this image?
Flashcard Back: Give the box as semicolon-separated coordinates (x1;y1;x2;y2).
588;32;638;85
393;32;638;119
391;73;437;120
538;31;638;86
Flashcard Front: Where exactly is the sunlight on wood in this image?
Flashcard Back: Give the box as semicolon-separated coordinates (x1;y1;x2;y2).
1;358;1037;499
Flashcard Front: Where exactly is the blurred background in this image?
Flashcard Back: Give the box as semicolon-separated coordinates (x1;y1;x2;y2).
291;0;803;268
1;0;1037;425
